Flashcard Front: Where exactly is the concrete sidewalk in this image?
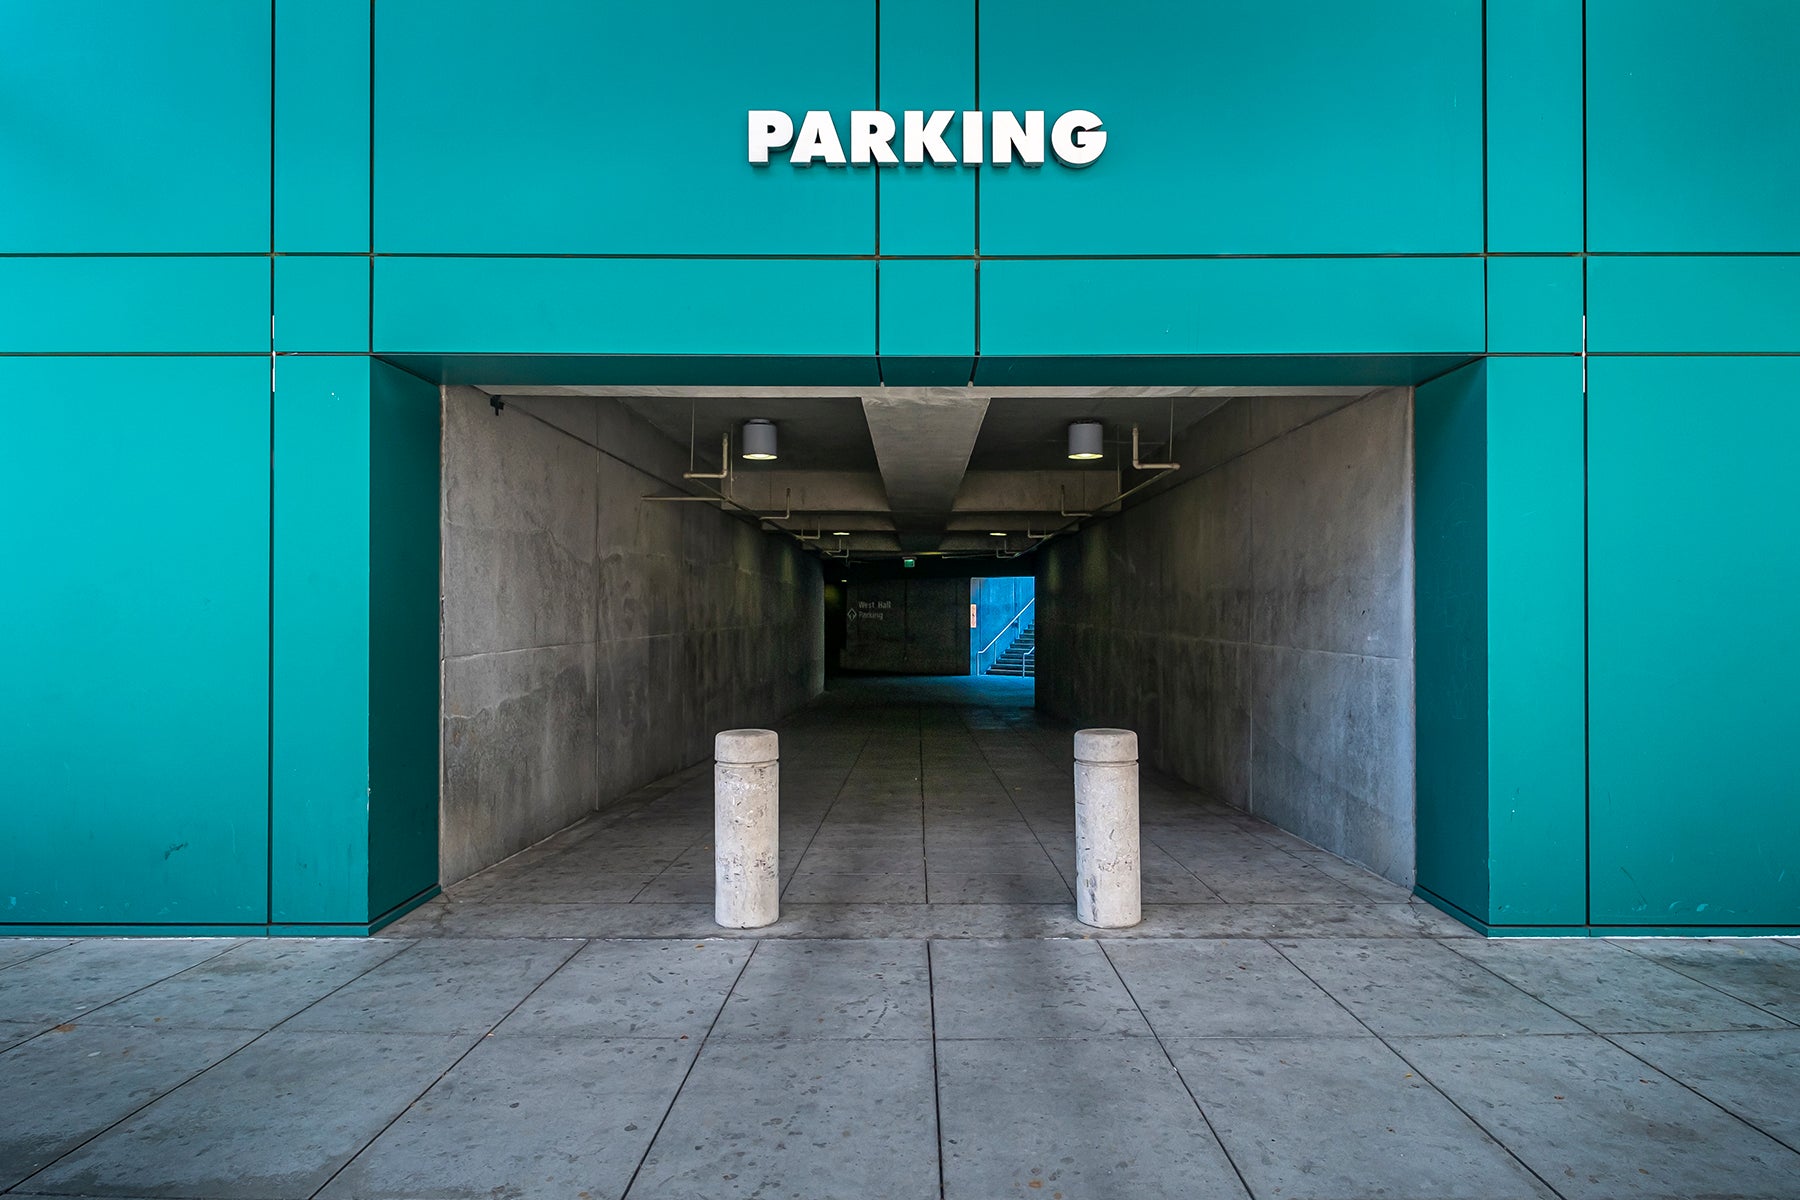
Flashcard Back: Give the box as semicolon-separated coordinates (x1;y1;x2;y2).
4;678;1798;1197
2;932;1798;1198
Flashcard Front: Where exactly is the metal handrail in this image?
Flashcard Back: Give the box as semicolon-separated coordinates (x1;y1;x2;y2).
977;598;1035;655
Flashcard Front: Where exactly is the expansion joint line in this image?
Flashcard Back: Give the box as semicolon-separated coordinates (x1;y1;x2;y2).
1263;940;1571;1200
926;939;948;1200
1093;940;1256;1200
618;941;762;1198
15;940;420;1195
1437;939;1800;1159
962;703;1076;899
307;938;587;1199
779;726;877;900
918;703;928;902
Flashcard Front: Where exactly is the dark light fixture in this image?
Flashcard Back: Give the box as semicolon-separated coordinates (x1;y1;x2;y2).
1067;419;1104;460
741;418;778;460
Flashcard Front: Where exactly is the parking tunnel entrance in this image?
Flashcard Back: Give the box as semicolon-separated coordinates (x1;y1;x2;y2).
431;384;1417;923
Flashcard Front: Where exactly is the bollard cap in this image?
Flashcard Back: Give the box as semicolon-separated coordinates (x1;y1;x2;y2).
1074;728;1137;764
715;728;779;764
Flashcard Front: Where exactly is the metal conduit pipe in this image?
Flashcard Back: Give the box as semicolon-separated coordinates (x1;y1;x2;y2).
1131;424;1179;472
1059;484;1092;518
682;433;732;480
494;397;820;556
641;486;791;521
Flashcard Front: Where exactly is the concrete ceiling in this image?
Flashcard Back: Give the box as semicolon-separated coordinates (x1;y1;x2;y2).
861;391;990;533
617;395;877;472
968;395;1232;472
487;384;1378;559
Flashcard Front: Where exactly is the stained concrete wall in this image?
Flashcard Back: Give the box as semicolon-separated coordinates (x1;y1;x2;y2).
1036;390;1416;885
839;578;972;674
439;386;824;885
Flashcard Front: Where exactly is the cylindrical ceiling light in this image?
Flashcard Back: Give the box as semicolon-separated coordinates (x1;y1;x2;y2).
741;418;778;461
1067;419;1104;460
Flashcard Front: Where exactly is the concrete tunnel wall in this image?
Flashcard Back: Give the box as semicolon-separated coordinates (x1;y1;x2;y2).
1036;390;1417;887
838;578;973;675
438;386;825;885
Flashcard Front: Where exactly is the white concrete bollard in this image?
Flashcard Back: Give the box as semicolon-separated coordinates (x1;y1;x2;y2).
1073;728;1142;929
714;729;780;929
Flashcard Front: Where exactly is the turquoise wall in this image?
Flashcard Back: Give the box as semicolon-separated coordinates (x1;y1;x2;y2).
2;0;1795;934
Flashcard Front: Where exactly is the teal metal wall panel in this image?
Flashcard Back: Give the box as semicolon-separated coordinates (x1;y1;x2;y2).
977;0;1482;254
1484;357;1587;927
1589;357;1800;926
1487;257;1583;354
1588;0;1800;252
275;257;371;353
1486;0;1584;251
366;362;443;917
1;357;270;926
879;258;975;384
384;354;883;389
272;357;372;925
973;355;1475;389
9;0;1795;941
878;0;975;255
1413;361;1491;923
0;1;269;253
374;0;874;254
0;258;268;353
980;258;1484;357
375;258;875;356
1587;257;1800;352
879;260;973;358
275;0;371;251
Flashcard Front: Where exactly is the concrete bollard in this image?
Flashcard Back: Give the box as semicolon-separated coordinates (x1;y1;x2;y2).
1073;728;1142;929
714;729;780;929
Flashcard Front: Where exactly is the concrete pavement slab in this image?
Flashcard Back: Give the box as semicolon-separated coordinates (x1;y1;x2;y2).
0;1021;42;1051
1165;1035;1552;1200
1398;1030;1800;1199
0;939;241;1025
281;938;582;1035
711;939;931;1041
320;1034;695;1200
1609;1029;1800;1150
0;940;72;970
931;939;1150;1039
80;939;411;1030
1104;939;1367;1037
29;1029;474;1198
494;939;748;1038
0;1023;258;1189
782;872;927;904
629;1038;938;1200
926;871;1073;904
1446;938;1787;1032
1275;938;1585;1037
938;1036;1249;1200
1611;938;1800;1022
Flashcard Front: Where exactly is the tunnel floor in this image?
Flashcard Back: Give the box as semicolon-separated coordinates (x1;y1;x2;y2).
397;674;1453;940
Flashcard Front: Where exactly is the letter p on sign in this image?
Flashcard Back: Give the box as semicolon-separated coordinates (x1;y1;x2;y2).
747;110;794;163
